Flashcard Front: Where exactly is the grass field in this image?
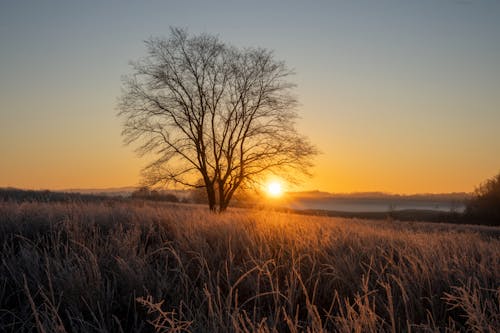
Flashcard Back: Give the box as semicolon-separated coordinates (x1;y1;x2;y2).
0;201;499;332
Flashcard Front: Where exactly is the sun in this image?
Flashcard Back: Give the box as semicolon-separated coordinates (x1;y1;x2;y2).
267;181;283;197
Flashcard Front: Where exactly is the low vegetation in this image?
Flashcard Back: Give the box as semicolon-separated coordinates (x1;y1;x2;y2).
466;171;500;225
0;201;499;332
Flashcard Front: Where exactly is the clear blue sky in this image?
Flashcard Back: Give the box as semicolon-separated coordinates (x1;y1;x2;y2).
1;0;499;193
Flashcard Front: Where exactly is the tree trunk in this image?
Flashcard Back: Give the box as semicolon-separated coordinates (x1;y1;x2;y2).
205;185;217;212
218;181;227;212
219;184;237;212
219;200;228;212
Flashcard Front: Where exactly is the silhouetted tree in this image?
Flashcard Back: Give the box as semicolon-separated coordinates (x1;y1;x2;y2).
119;28;317;211
466;171;500;225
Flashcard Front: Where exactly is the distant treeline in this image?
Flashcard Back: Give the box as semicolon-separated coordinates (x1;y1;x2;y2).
0;188;180;204
0;188;112;203
130;187;180;202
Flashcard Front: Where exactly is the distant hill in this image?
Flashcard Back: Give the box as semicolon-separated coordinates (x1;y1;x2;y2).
0;187;187;203
0;187;111;203
62;186;137;197
62;187;191;199
287;190;470;201
284;191;470;213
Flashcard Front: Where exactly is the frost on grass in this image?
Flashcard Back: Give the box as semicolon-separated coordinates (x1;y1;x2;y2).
0;201;499;332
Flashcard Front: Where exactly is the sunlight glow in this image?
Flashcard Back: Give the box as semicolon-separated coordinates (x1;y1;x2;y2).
267;181;283;197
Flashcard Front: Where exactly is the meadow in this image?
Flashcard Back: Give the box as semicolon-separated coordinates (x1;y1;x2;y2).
0;200;498;332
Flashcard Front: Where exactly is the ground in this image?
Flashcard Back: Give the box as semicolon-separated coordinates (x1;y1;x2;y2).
0;200;499;332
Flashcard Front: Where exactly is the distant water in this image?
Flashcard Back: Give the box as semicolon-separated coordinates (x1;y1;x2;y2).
288;199;466;213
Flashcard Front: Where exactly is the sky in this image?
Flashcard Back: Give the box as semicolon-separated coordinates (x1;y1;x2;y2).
1;0;499;194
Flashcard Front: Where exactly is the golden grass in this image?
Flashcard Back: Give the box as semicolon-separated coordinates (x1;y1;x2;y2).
0;201;498;332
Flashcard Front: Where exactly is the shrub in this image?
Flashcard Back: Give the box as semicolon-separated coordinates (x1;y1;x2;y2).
466;172;500;225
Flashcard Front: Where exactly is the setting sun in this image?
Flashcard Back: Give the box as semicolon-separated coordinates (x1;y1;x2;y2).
267;181;283;197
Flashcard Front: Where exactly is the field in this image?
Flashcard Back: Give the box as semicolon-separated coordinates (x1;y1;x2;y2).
0;201;499;332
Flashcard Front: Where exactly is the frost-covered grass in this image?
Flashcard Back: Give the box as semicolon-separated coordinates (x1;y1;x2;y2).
0;201;498;332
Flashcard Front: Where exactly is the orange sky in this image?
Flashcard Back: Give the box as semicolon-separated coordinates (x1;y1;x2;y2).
1;1;499;194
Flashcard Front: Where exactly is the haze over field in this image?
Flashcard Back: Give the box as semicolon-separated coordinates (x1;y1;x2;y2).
1;0;500;194
61;187;470;213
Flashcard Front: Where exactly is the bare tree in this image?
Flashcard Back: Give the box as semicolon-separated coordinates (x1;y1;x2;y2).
119;28;317;211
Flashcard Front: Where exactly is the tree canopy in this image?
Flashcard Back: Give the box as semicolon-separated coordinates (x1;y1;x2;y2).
118;28;317;211
466;171;500;225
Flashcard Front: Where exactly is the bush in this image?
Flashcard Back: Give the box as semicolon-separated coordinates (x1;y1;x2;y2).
466;172;500;225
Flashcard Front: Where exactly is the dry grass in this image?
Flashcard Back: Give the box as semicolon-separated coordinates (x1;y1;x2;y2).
0;201;499;332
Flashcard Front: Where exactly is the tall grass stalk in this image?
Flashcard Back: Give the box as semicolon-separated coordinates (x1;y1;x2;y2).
0;201;498;332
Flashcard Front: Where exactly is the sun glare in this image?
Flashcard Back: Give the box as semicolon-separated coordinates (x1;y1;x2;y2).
267;181;283;197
